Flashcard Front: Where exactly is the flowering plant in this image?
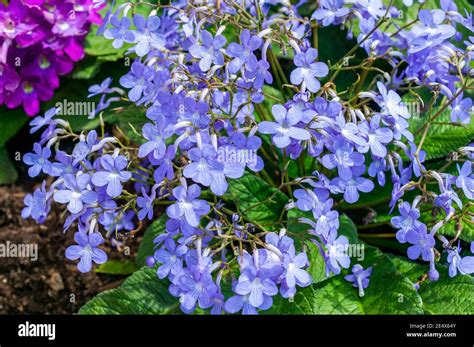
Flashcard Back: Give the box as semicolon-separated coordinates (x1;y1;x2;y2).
0;0;104;116
22;0;474;315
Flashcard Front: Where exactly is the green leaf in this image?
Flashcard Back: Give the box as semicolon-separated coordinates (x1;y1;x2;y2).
0;108;28;147
408;106;474;160
136;214;167;268
390;255;474;314
95;259;137;275
0;147;18;185
70;56;103;79
266;246;424;314
305;241;327;284
79;266;178;314
225;173;288;226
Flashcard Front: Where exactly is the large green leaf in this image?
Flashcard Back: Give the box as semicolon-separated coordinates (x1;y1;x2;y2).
136;214;167;268
266;246;424;314
390;255;474;314
95;259;137;275
225;173;288;226
0;108;29;147
408;106;474;160
79;266;178;314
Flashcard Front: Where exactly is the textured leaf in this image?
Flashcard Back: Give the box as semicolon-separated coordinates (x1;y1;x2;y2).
79;266;178;314
136;214;167;268
95;259;137;275
267;246;423;314
390;255;474;314
226;173;288;226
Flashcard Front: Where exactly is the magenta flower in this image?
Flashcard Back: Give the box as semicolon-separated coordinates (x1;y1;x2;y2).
0;0;104;116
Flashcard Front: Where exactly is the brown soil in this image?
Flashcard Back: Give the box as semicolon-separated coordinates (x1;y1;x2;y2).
0;185;140;314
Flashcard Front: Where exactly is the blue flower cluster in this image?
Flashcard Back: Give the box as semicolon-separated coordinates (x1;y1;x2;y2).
22;0;473;313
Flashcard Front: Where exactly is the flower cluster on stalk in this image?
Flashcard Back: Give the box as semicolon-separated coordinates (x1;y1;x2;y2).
22;0;474;314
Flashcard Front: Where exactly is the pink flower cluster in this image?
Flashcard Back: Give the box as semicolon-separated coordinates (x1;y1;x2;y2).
0;0;104;116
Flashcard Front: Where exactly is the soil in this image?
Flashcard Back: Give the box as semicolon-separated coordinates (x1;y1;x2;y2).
0;184;140;314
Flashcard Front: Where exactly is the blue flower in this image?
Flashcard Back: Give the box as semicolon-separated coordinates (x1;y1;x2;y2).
103;15;132;49
258;104;311;148
455;161;474;200
450;96;472;124
126;14;166;57
447;243;474;277
139;120;174;160
154;238;186;279
92;154;132;198
357;116;393;158
331;165;374;204
189;30;226;72
65;232;108;273
137;187;156;221
312;0;349;26
119;60;154;102
406;224;435;261
326;232;351;275
281;245;311;294
88;77;113;98
391;202;422;243
290;48;328;93
321;139;365;180
226;29;262;74
166;184;210;227
53;174;98;214
344;264;373;297
30;107;58;134
23;143;53;177
245;59;272;88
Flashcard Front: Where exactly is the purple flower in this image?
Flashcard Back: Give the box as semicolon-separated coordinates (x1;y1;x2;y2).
456;161;474;200
178;269;218;313
245;59;273;88
226;29;262;74
88;77;113;98
312;0;350;26
92;154;132;198
450;96;472;124
326;233;351;275
154;238;186;279
65;232;108;273
281;246;311;291
321;139;365;180
189;30;226;72
119;60;154;102
345;264;373;297
21;182;51;223
126;14;166;57
23;143;53;177
103;15;132;49
332;166;374;204
447;243;474;277
391;202;422;243
258;104;311;148
166;184;210;227
139;121;174;160
233;266;278;309
376;82;409;119
290;48;329;93
406;224;435;261
357;116;393;158
30;107;58;134
53;174;98;214
137;187;156;221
